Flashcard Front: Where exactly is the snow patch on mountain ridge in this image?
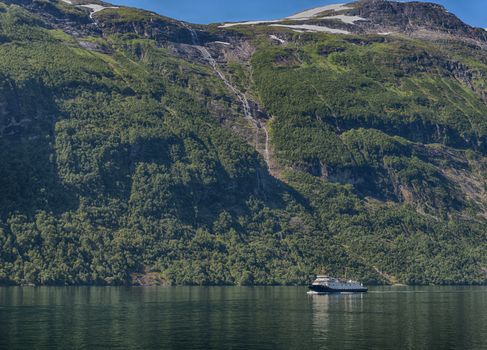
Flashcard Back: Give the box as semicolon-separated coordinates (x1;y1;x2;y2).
286;3;352;20
80;4;119;18
219;3;364;29
220;20;280;28
270;24;350;34
60;1;118;19
321;15;366;24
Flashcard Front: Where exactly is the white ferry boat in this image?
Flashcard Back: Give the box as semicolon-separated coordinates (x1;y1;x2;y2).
308;275;368;294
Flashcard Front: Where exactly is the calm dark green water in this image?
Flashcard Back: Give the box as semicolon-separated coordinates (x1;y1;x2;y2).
0;286;486;350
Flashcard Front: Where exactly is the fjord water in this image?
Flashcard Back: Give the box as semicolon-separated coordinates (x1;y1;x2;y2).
0;287;486;350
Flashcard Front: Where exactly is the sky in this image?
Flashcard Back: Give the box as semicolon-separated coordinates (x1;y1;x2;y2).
108;0;487;28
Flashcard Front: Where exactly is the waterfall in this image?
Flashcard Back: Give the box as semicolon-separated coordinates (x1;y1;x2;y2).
183;23;272;170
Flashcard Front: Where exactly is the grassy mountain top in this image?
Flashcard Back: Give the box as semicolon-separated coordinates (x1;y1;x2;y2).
0;0;486;286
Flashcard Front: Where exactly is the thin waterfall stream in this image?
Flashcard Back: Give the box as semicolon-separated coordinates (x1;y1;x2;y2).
183;24;272;168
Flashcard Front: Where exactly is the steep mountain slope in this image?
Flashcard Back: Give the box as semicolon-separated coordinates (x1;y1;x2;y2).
0;0;486;286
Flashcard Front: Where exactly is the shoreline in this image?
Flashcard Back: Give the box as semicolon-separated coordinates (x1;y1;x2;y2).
1;284;487;288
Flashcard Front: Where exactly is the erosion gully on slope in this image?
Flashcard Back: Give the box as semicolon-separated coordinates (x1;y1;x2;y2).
182;23;273;170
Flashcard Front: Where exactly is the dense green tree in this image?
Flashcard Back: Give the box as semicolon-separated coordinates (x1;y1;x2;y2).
0;1;485;286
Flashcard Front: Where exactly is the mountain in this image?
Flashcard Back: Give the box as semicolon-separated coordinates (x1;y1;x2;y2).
0;0;486;286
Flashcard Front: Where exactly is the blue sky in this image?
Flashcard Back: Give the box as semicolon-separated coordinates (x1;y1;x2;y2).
109;0;486;28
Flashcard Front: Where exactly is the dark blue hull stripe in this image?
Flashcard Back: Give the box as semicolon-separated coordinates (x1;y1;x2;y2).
308;285;368;293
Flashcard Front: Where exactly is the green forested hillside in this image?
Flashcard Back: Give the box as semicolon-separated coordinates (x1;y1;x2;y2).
0;0;486;286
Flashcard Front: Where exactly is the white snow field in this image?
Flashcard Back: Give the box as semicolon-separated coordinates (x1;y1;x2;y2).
269;24;350;34
219;3;365;33
285;3;352;20
80;4;119;18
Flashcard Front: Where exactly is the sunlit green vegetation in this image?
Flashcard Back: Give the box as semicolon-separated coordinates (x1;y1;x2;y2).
0;2;486;286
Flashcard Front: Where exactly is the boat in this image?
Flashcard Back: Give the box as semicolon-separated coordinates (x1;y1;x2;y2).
307;275;368;294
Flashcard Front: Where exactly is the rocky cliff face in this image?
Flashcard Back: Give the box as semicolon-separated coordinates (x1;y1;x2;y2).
354;0;486;40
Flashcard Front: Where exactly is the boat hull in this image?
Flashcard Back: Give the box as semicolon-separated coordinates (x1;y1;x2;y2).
308;285;368;294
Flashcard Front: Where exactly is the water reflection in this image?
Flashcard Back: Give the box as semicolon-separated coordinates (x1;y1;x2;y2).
310;293;366;350
308;287;487;350
1;287;486;350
